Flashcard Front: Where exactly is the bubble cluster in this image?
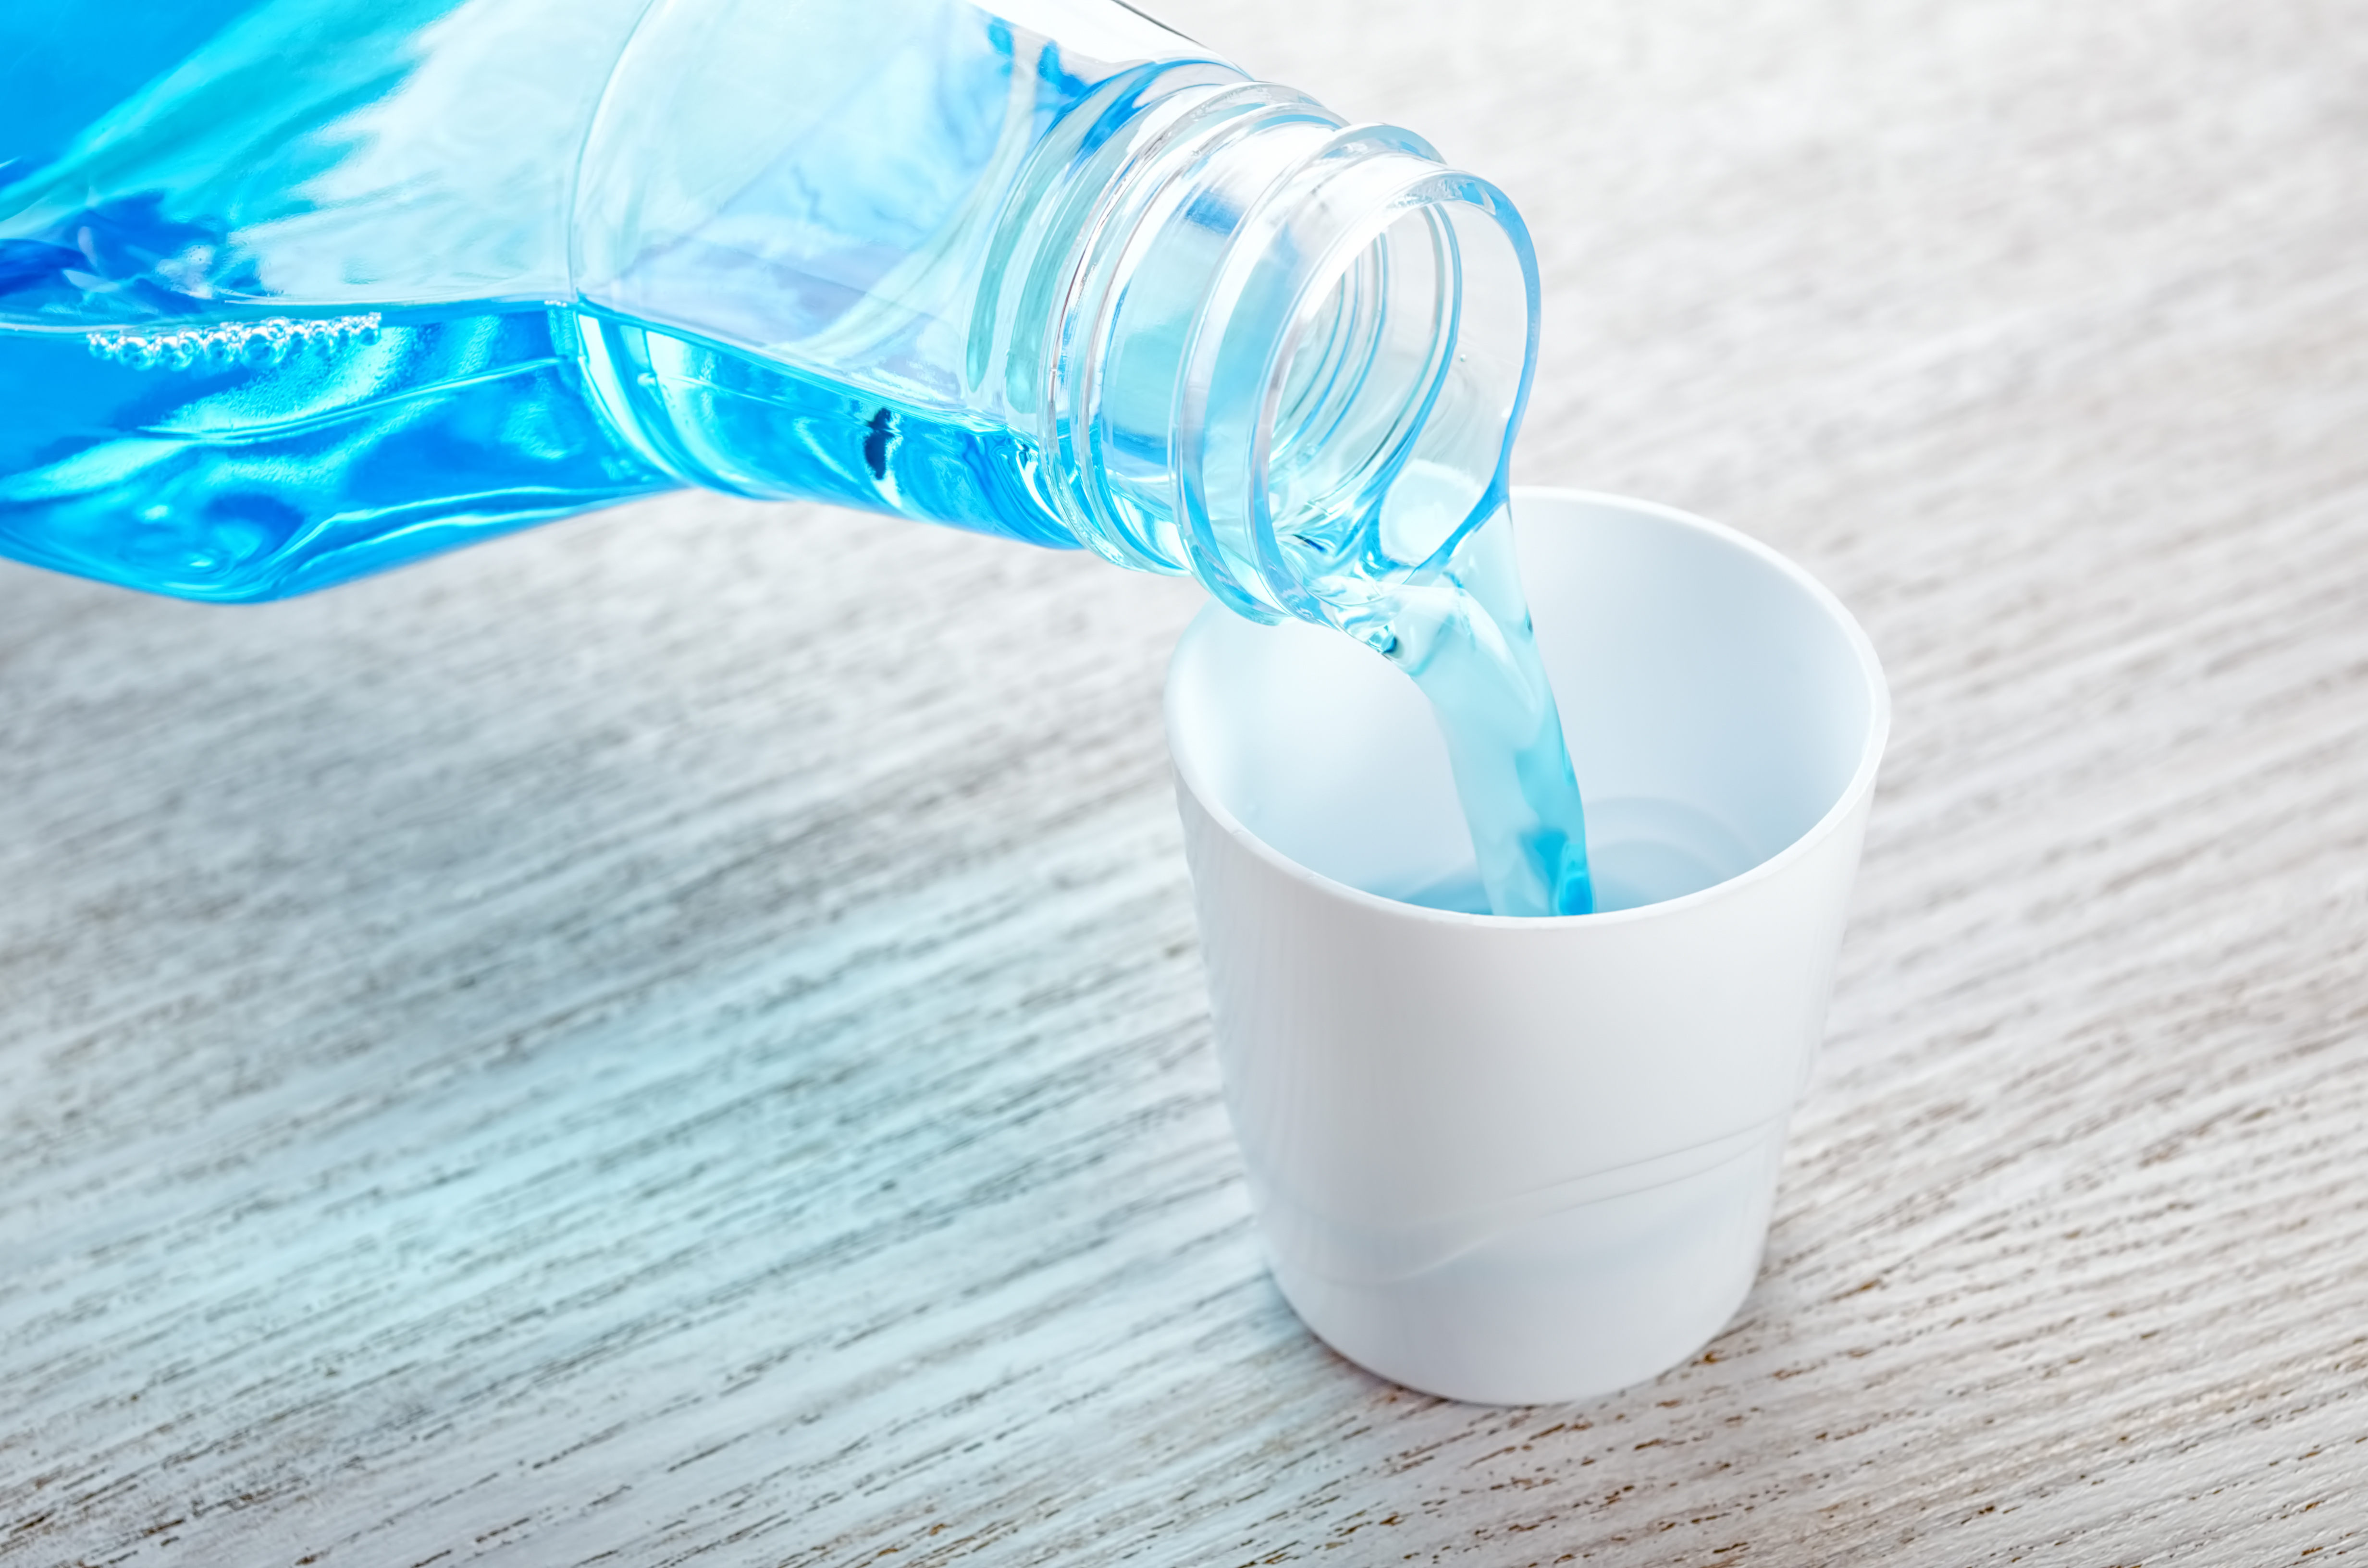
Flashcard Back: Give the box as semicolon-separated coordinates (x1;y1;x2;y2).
86;313;383;371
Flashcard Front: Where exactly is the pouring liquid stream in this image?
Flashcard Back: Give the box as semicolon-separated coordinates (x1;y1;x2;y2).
1367;502;1595;918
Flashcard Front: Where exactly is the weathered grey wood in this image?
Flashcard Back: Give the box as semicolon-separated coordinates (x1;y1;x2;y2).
6;0;2367;1562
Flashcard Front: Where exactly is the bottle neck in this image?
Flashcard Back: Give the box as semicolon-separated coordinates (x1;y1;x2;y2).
1009;65;1541;629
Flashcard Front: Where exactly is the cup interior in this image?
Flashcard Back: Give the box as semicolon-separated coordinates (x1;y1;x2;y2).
1168;491;1885;914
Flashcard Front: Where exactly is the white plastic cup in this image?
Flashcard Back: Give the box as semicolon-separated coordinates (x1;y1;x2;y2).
1165;489;1888;1405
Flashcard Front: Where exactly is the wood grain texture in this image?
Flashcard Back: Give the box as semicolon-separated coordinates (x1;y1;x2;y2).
5;0;2367;1563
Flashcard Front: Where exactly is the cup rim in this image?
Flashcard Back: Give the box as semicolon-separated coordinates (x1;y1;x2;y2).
1163;486;1893;928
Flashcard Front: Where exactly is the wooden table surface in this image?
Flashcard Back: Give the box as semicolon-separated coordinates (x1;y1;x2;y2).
7;0;2367;1562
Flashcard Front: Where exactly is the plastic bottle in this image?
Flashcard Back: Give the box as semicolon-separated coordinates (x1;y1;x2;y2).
0;0;1589;914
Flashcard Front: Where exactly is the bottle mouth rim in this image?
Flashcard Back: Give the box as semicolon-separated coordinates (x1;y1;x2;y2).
1174;154;1541;629
1033;76;1542;631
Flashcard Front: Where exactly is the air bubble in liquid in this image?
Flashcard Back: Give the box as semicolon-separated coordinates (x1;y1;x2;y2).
81;314;383;372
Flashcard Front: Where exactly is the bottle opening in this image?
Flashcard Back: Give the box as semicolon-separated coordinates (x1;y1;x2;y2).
1042;86;1539;631
1175;150;1538;630
1265;194;1536;598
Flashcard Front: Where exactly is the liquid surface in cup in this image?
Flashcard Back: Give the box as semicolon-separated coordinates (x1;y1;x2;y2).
1394;796;1757;916
0;0;1596;917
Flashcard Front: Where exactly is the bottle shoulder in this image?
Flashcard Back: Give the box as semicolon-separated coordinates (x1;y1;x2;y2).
0;0;655;324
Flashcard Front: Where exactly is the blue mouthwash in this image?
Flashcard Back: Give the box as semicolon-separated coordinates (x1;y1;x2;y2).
0;0;1592;916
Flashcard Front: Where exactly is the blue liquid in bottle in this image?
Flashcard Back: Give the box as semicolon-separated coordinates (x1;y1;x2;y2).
0;0;1594;915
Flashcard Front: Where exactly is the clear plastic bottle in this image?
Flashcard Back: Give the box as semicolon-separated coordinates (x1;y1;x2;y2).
0;0;1534;617
0;0;1588;915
